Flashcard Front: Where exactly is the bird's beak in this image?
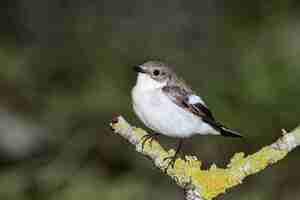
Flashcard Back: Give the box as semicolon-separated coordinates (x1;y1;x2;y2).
133;65;146;73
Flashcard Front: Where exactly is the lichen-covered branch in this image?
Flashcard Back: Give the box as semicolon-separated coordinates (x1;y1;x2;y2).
110;116;300;200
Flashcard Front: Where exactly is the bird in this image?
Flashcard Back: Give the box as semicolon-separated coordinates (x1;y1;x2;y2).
131;61;242;170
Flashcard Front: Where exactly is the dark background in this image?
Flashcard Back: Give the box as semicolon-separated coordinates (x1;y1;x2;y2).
1;0;300;199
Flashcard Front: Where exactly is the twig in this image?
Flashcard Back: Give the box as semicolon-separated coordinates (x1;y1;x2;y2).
110;116;300;200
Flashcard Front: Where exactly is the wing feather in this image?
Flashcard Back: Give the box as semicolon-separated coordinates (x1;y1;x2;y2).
162;85;242;138
162;85;214;120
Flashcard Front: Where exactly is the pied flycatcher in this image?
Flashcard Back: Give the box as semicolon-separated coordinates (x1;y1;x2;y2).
131;61;242;169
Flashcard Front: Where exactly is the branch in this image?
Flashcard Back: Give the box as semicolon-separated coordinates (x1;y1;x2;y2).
110;116;300;200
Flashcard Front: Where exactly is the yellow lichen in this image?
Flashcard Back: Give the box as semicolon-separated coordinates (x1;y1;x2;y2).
189;146;288;199
229;152;245;166
185;156;202;177
131;127;146;137
194;169;229;199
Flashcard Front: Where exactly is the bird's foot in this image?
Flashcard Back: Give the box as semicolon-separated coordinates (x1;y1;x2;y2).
163;155;178;173
163;139;183;173
140;133;160;152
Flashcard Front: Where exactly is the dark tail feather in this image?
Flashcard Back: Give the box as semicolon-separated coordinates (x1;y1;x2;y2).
202;118;243;138
220;126;243;138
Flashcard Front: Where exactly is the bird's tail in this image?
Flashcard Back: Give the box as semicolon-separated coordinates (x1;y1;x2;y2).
219;126;243;138
202;117;243;138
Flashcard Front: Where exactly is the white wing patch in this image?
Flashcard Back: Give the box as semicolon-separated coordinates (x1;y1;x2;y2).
188;94;206;105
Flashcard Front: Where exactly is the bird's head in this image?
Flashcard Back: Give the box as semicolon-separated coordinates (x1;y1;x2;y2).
133;61;173;89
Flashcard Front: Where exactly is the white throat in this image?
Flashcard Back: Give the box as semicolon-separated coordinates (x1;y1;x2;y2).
134;73;166;91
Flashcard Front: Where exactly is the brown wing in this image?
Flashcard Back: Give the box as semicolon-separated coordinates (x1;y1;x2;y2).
162;85;242;137
162;85;215;120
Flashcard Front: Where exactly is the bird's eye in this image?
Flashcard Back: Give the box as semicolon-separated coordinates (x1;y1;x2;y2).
153;70;160;76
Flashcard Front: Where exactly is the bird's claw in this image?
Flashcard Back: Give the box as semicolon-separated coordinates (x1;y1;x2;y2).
140;133;159;152
163;155;177;173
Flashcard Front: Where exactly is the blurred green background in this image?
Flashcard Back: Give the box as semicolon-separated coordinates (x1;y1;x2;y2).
1;0;300;199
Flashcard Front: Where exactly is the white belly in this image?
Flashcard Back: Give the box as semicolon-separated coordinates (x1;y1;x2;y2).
132;87;217;138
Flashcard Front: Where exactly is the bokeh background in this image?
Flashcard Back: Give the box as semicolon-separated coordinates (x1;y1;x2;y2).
1;0;300;199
